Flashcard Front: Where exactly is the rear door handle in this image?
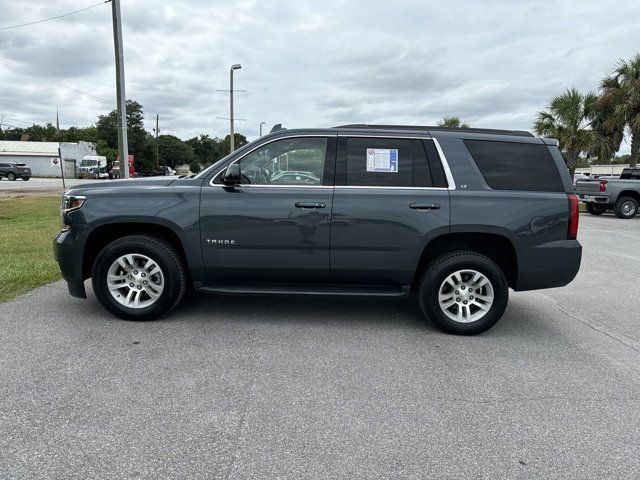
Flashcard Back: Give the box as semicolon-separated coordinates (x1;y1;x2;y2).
295;202;326;209
409;203;441;210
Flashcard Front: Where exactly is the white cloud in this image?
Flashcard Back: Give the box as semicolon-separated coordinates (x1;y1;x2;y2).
0;0;638;153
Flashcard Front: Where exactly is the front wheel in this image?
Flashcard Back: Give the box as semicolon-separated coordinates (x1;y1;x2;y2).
613;197;638;219
418;251;509;335
92;235;187;321
586;203;606;215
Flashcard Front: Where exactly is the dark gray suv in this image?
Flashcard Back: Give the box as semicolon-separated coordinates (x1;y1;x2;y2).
54;125;582;334
0;162;31;181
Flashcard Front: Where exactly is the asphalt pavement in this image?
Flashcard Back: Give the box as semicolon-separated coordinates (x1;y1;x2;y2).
0;178;95;197
1;214;639;479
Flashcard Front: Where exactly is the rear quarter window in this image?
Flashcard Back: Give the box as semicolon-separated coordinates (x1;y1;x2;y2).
464;140;564;192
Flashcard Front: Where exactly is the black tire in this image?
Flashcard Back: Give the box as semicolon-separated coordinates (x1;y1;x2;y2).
417;251;509;335
586;203;606;215
7;172;16;181
22;177;30;181
613;197;638;219
91;235;187;321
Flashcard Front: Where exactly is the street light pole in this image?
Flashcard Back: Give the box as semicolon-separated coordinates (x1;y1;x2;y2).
154;113;159;167
260;121;266;137
111;0;129;178
229;64;241;153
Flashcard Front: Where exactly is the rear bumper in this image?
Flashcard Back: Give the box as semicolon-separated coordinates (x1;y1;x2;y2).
576;193;610;204
53;229;87;298
514;240;582;291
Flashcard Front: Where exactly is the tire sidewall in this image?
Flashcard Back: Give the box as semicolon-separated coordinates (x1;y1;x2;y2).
615;197;638;219
92;237;184;321
420;252;509;335
586;204;605;215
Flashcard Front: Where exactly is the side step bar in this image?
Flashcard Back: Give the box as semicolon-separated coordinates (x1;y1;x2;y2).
196;283;410;298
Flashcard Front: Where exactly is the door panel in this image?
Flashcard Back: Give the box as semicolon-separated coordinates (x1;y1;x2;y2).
200;135;336;283
330;188;450;285
330;136;451;286
200;186;333;281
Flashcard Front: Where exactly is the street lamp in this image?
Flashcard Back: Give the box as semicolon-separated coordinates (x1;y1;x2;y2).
259;121;266;137
229;63;242;152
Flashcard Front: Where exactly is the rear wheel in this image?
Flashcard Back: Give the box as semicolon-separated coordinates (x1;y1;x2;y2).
586;203;606;215
613;197;638;219
92;235;187;321
7;172;16;181
418;251;509;335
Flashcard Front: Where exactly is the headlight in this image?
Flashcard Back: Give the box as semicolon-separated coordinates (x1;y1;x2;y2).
60;195;86;231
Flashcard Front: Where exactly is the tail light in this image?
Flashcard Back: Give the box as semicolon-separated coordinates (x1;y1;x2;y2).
599;179;608;192
568;194;579;240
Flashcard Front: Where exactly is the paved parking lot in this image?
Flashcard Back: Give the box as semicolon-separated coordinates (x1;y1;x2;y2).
0;178;97;197
1;214;639;479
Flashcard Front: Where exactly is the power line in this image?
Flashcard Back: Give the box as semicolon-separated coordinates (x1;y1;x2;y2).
0;57;113;105
0;114;34;125
0;0;112;31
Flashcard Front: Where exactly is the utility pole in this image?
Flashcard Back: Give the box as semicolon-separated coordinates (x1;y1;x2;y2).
111;0;129;178
154;113;159;167
260;121;266;137
229;64;241;152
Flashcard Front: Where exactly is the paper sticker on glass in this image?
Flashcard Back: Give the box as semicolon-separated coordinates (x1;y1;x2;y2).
366;148;398;173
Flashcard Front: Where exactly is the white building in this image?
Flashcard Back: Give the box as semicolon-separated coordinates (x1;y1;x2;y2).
575;164;631;176
0;140;96;178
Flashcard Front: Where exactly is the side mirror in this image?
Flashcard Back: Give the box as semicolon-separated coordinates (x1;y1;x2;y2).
222;164;241;185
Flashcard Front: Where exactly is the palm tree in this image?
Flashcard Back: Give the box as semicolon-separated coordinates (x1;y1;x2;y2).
588;100;625;164
438;116;470;128
533;88;596;175
599;54;640;167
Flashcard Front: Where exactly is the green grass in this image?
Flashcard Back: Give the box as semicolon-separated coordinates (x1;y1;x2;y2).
0;196;62;302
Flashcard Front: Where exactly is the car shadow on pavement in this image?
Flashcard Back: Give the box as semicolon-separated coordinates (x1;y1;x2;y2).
75;282;560;340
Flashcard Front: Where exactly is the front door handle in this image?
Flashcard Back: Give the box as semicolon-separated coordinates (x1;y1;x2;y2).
295;202;326;209
409;203;441;210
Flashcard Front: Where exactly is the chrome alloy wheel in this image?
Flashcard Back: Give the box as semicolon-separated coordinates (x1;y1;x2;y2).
621;200;636;216
438;269;494;323
106;253;164;309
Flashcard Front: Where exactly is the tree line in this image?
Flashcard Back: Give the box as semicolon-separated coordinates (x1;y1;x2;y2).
533;53;639;173
2;54;639;176
0;100;247;173
439;54;640;174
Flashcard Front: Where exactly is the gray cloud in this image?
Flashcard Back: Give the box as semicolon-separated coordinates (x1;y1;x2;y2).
0;0;638;152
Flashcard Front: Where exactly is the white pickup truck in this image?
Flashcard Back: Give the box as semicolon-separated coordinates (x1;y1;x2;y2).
77;155;108;179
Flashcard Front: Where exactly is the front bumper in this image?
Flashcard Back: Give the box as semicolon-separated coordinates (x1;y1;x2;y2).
53;228;87;298
515;240;582;291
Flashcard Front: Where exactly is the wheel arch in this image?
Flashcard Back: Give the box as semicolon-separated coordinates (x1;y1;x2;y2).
616;190;640;203
412;232;518;291
82;221;190;280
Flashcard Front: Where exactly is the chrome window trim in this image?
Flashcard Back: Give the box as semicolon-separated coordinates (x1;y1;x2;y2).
334;186;448;191
209;134;332;187
431;138;456;190
208;133;456;191
223;184;332;189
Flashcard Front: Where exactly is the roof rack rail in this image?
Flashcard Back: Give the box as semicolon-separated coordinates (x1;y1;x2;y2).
335;124;534;138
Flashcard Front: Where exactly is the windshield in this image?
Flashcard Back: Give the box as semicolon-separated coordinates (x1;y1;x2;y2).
81;160;97;166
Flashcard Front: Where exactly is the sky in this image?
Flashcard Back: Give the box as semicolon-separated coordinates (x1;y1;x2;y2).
0;0;639;152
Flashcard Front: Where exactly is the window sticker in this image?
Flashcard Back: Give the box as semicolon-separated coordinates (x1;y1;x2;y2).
366;148;398;173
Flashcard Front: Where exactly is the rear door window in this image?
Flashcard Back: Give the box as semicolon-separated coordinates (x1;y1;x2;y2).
464;140;564;192
344;138;435;187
